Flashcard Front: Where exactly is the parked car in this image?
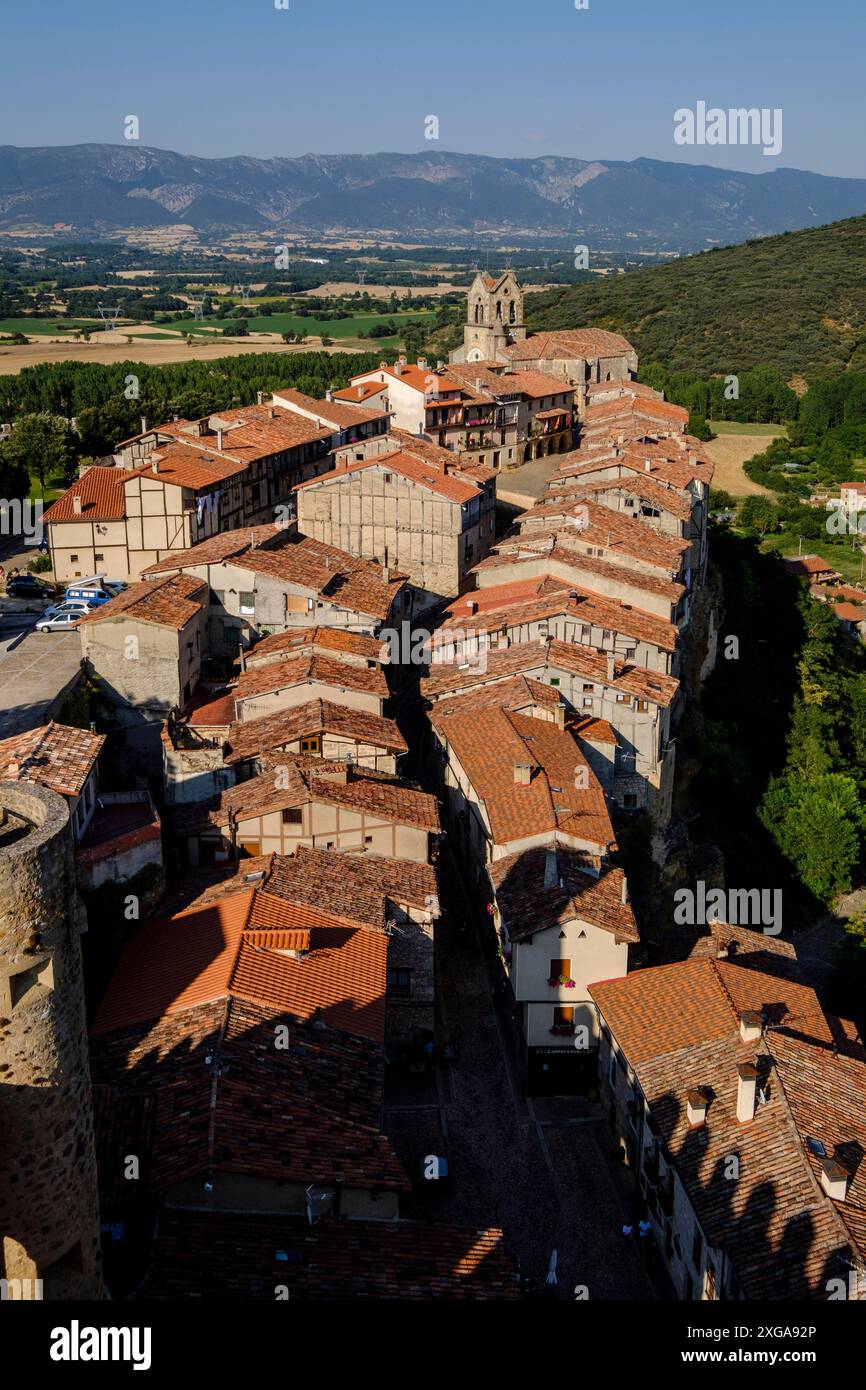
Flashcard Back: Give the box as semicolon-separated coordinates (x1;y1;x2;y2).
41;598;99;621
6;574;56;599
35;611;83;633
64;584;116;606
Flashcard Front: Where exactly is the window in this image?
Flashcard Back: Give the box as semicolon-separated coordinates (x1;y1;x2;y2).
281;807;302;824
239;841;261;858
549;958;571;984
239;591;255;615
299;736;320;754
70;554;79;562
94;553;104;562
383;473;392;484
364;834;373;844
623;794;638;809
387;967;411;996
6;955;53;1011
550;677;560;687
552;1006;575;1033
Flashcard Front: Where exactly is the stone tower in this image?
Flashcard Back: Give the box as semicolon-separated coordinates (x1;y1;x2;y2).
451;269;526;364
0;781;104;1300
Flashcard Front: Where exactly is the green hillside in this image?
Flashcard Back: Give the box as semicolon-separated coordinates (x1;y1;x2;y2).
526;215;866;382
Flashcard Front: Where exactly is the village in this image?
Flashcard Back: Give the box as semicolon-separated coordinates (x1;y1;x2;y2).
2;270;865;1305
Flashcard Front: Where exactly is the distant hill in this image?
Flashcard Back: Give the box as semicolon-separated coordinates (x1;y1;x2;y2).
526;216;866;380
2;144;866;254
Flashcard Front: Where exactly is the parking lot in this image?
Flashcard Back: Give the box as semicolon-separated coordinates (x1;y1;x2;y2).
0;622;83;739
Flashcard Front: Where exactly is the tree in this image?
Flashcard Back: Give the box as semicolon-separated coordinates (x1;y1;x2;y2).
0;412;77;500
738;494;780;537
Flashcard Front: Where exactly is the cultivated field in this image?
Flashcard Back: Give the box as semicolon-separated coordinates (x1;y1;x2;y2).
0;336;369;374
704;423;785;496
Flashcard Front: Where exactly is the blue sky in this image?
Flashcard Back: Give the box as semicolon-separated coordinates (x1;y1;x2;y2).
2;0;863;177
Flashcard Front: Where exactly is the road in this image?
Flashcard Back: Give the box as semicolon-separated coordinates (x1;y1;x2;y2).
383;848;662;1300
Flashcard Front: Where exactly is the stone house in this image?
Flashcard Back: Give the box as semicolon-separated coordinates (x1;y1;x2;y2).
294;445;496;612
589;951;866;1300
423;637;680;820
489;845;638;1094
171;759;440;868
143;524;409;656
78;573;208;768
433;577;680;676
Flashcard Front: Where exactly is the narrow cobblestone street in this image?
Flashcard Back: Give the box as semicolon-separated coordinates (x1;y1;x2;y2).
384;850;659;1300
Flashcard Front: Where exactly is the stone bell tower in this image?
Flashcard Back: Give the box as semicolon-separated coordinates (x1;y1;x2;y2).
0;781;104;1300
451;268;526;364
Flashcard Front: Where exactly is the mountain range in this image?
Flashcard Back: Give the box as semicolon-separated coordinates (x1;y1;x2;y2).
2;145;866;252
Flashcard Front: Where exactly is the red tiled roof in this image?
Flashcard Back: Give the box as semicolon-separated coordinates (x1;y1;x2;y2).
91;888;389;1043
233;651;388;703
295;449;480;505
79;573;205;630
589;958;866;1299
140;1209;518;1300
0;720;104;797
43;466;127;523
224;700;407;763
142;524;282;576
504;328;636;362
490;847;637;943
433;707;614;852
217;759;440;834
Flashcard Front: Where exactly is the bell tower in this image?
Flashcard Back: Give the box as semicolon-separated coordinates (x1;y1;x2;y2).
451;269;526;363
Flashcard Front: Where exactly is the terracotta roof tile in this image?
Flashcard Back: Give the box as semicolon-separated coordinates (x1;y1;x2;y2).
432;707;614;852
43;466;127;523
0;720;104;797
224;700;407;764
139;1209;518;1299
80;572;205;630
490;847;636;942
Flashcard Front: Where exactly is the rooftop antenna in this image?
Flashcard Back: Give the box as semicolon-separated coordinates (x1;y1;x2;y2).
189;297;205;322
97;303;121;333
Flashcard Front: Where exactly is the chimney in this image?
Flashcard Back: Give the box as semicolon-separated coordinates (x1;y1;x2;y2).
686;1088;709;1128
357;385;364;399
325;390;333;402
72;494;83;515
140;415;148;435
621;876;629;905
151;458;159;476
736;1061;758;1123
543;846;558;889
467;599;478;615
6;758;20;778
553;703;565;728
393;360;403;377
417;357;427;371
644;458;653;472
514;762;533;786
606;653;616;682
436;360;445;371
739;1010;763;1044
269;407;276;419
256;391;264;406
819;1158;850;1202
216;428;224;451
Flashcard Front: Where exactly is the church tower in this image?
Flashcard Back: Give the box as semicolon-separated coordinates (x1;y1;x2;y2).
0;781;104;1300
451;269;526;364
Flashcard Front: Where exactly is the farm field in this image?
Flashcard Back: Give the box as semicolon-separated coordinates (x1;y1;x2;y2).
703;424;786;496
0;316;102;336
0;336;367;374
162;309;436;338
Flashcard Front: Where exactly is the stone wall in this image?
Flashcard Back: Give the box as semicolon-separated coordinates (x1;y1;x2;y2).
0;782;104;1299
